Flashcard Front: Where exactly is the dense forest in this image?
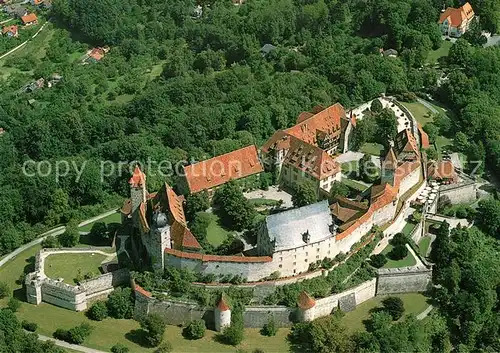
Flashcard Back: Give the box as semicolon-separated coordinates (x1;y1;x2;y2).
0;0;498;251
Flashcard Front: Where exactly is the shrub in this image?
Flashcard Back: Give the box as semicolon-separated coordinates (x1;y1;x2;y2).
183;319;206;340
107;287;134;319
87;300;108;321
261;316;278;337
141;313;166;347
7;297;21;312
370;254;387;268
391;233;408;247
153;342;173;353
0;281;10;299
389;245;408;260
22;320;38;332
41;235;59;248
68;323;94;344
382;296;405;320
53;328;70;341
219;323;244;346
253;349;265;353
57;222;80;247
111;343;130;353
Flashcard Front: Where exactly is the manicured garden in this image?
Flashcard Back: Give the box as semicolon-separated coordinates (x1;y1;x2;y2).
381;244;417;268
401;102;434;126
196;212;233;247
341;293;429;333
44;252;110;284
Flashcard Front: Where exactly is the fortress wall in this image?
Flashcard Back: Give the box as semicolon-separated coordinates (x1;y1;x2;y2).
439;181;477;205
376;266;432;295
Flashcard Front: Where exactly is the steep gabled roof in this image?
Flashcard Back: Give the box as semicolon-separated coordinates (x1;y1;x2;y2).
383;147;398;170
283;136;339;180
129;166;146;188
217;294;230;311
183;145;263;193
439;2;474;27
427;160;456;181
284;103;345;147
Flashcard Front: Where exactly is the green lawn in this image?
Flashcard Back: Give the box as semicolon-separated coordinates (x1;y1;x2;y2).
360;142;384;156
0;245;291;353
381;244;417;268
401;222;417;237
198;212;233;247
79;212;122;232
418;236;432;257
342;177;370;192
426;40;453;64
44;253;110;284
341;160;360;176
401;102;434;126
341;293;430;333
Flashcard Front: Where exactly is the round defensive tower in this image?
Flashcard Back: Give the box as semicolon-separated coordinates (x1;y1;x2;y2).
297;291;316;322
214;295;231;331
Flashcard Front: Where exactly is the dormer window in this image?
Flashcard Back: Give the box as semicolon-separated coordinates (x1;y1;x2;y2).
302;230;311;243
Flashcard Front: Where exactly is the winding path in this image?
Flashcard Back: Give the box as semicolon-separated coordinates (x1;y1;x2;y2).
0;22;48;61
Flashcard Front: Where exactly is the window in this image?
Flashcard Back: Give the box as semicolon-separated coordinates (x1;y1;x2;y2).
280;257;282;262
294;269;296;274
328;250;330;254
316;255;320;259
306;252;308;256
305;259;308;262
279;264;282;268
294;255;297;259
293;262;296;266
317;248;320;252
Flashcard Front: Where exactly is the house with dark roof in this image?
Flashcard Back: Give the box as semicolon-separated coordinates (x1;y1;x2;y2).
5;5;28;18
182;145;264;195
439;2;475;37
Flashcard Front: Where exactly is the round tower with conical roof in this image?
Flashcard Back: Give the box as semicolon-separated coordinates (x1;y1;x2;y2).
214;294;231;331
297;291;316;322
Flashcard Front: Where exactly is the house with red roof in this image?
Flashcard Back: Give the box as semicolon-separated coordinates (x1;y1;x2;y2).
182;145;263;195
2;25;18;38
439;2;475;37
21;13;38;26
261;103;350;195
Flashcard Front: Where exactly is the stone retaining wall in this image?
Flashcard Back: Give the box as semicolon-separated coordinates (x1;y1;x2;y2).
25;248;130;311
376;265;431;295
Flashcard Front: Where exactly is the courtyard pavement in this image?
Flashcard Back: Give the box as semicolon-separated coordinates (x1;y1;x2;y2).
244;186;293;208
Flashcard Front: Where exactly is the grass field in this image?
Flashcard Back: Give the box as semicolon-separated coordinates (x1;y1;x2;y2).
426;40;453;64
418;236;432;257
401;102;434;126
381;244;417;268
342;177;370;192
341;293;429;333
44;253;109;284
0;245;291;352
341;160;360;176
79;212;122;232
401;222;417;237
198;212;233;247
360;142;384;156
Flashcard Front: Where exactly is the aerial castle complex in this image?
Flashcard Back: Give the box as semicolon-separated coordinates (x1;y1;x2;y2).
121;101;425;282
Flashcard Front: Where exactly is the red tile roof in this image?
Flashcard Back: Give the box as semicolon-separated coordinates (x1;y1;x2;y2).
417;124;430;150
89;48;105;61
439;2;474;27
129;166;146;187
165;248;272;263
2;25;18;36
217;295;230;311
284;103;345;147
135;284;152;298
297;291;316;309
183;145;263;194
283;136;340;180
428;160;456;181
21;13;37;24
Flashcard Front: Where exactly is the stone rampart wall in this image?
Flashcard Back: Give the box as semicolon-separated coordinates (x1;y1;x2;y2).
439;181;477;205
376;266;431;295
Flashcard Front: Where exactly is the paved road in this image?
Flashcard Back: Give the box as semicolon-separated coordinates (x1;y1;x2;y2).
417;305;434;320
416;98;439;114
0;209;118;268
38;334;107;353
